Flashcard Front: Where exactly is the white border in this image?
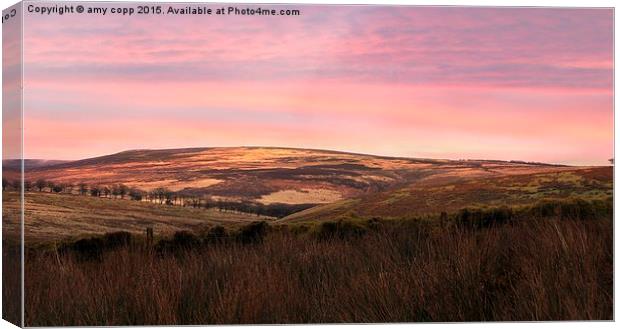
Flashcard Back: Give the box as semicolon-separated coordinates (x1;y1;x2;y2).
0;1;616;329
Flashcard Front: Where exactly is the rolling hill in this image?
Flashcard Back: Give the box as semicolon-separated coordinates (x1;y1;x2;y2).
281;166;612;223
3;147;612;236
6;147;590;204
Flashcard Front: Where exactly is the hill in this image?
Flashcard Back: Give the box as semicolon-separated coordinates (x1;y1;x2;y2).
281;166;612;223
4;147;612;236
7;147;588;207
3;159;69;171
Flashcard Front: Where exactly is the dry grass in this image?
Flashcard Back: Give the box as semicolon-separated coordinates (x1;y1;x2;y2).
258;188;342;204
19;215;612;325
285;167;612;222
3;192;272;243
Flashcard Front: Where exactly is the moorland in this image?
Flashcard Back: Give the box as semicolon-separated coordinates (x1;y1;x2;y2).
1;147;613;324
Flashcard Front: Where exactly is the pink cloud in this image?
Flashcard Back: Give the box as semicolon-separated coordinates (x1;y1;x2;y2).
19;4;613;165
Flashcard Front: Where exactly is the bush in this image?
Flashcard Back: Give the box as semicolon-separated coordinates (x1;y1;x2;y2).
529;198;612;221
68;237;105;262
204;225;228;244
103;231;132;249
455;206;514;229
316;220;367;240
172;231;200;248
238;221;268;244
61;231;133;261
155;231;201;254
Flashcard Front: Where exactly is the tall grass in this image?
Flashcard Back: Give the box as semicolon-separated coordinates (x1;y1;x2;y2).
20;213;612;325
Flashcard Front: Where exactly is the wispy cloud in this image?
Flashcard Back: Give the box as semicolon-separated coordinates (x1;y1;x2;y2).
22;4;613;165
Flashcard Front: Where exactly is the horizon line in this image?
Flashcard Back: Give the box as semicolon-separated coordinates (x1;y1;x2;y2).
3;145;610;167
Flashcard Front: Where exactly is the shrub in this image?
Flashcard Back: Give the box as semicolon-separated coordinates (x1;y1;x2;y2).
172;231;200;248
455;206;514;229
529;198;612;221
204;225;228;244
155;231;201;254
102;231;132;249
68;237;105;262
238;221;268;244
316;220;367;240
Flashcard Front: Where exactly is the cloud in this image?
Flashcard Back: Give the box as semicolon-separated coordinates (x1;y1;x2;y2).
19;4;613;164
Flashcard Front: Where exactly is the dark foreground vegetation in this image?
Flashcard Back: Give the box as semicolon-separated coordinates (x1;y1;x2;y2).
14;198;614;325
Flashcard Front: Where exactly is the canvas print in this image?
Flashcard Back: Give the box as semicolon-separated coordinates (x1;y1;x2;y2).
2;2;614;326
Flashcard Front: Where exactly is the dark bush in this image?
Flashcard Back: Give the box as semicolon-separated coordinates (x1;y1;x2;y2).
530;198;612;221
59;231;133;262
155;231;201;254
207;225;227;238
172;231;200;248
103;231;132;249
69;237;105;262
455;206;514;229
366;217;383;231
204;225;228;244
316;220;367;240
238;221;268;244
289;224;310;235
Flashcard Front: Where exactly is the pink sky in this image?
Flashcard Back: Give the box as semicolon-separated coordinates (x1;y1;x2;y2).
20;5;613;165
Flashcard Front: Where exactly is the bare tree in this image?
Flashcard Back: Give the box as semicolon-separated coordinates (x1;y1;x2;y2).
78;183;88;195
102;186;111;198
119;184;129;199
52;184;63;193
90;186;101;197
35;179;46;192
112;184;120;199
152;187;169;204
129;188;144;201
46;181;55;193
11;180;20;191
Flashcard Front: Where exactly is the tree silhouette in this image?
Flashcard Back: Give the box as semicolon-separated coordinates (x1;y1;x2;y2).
111;184;120;198
46;181;55;193
52;184;63;193
78;183;88;195
102;186;111;198
35;179;46;192
128;188;144;201
152;187;170;204
90;186;101;197
119;184;129;199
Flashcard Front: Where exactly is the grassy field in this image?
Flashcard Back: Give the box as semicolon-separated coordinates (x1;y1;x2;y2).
18;207;613;325
3;191;272;243
4;166;612;242
282;167;612;223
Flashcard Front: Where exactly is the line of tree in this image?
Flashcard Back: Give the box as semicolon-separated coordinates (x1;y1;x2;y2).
2;178;314;218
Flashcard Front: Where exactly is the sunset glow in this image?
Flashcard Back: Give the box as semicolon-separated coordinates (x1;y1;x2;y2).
21;5;613;165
